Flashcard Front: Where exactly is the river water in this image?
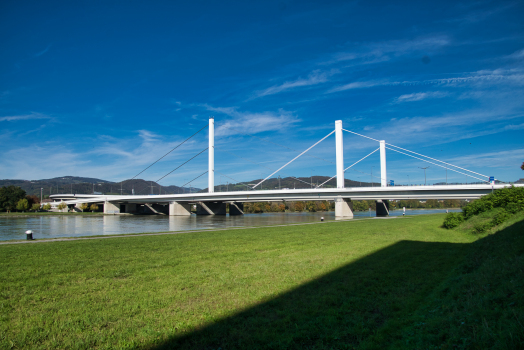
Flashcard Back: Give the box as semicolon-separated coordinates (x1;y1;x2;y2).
0;209;460;241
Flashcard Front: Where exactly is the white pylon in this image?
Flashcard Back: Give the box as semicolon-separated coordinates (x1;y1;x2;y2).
380;140;387;187
208;117;214;193
335;120;344;188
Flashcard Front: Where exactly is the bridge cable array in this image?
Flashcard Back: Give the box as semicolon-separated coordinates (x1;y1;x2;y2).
120;123;208;190
179;171;208;192
316;148;380;188
217;124;335;165
385;143;492;181
342;128;493;183
134;147;209;195
216;147;313;188
386;147;488;183
252;130;336;189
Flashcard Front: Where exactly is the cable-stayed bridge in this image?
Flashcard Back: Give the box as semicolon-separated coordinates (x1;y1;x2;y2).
51;118;521;217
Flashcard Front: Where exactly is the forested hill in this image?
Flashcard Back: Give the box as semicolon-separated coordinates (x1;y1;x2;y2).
0;177;199;198
200;176;379;192
0;175;378;197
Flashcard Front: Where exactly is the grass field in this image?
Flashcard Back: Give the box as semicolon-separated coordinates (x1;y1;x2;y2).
1;213;523;349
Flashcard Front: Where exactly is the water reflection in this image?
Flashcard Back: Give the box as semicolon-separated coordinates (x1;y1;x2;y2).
0;209;460;241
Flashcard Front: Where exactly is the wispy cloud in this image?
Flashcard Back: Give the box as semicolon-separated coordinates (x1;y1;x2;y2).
394;91;448;103
327;68;524;93
507;48;524;60
34;44;51;57
254;70;335;98
447;149;524;169
322;36;450;65
203;105;300;136
0;112;51;122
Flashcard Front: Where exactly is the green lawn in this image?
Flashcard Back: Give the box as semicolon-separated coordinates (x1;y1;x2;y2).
1;213;522;349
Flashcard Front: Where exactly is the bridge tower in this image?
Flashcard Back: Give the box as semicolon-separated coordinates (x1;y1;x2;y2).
209;117;214;193
380;140;386;187
335;120;353;218
335;120;344;189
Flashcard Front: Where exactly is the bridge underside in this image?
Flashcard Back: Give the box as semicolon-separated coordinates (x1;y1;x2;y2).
50;184;521;218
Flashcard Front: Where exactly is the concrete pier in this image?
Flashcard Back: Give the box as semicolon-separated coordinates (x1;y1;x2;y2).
335;197;353;218
103;201;120;214
376;200;389;217
169;201;192;216
196;201;227;215
229;202;244;215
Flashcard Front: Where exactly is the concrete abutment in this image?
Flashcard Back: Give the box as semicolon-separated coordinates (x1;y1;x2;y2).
169;201;192;216
335;197;353;218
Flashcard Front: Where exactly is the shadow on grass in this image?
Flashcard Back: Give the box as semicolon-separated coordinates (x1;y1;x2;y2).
146;239;470;350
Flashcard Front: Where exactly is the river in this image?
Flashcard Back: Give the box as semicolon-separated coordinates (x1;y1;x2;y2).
0;209;460;241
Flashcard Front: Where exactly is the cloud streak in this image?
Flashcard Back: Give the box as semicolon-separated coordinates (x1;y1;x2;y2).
203;105;300;136
0;113;51;122
327;69;524;93
254;70;334;98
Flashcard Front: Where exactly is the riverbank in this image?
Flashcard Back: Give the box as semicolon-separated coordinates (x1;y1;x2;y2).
0;211;105;217
2;213;522;349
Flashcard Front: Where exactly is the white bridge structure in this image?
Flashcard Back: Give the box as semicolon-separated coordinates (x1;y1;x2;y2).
51;118;520;218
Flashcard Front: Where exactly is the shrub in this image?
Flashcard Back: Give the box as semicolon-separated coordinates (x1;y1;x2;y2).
90;204;99;212
43;203;51;210
57;202;67;211
472;222;492;234
16;198;29;212
462;186;524;220
505;202;524;214
491;210;511;226
462;200;493;219
443;212;464;229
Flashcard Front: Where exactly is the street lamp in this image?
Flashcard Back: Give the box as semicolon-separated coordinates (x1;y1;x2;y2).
419;166;430;186
371;166;375;187
407;175;410;186
40;188;43;204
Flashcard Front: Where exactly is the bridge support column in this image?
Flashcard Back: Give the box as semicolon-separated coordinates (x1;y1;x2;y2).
169;201;192;216
124;203;137;214
335;197;353;218
196;201;226;215
103;201;120;214
336;120;345;189
376;200;389;217
229;202;244;215
380;140;387;187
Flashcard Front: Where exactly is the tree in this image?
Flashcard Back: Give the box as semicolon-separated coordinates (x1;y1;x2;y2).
79;203;89;212
16;198;29;212
90;204;99;212
294;202;305;212
0;185;26;213
31;203;40;212
26;195;39;207
43;203;51;210
57;202;67;211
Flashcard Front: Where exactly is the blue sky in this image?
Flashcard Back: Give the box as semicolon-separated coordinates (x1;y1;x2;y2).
1;0;523;189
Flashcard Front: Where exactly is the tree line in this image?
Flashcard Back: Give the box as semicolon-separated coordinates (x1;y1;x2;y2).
0;186;42;212
242;199;467;213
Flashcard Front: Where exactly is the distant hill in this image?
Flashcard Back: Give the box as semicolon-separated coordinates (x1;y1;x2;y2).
0;176;200;197
202;176;379;192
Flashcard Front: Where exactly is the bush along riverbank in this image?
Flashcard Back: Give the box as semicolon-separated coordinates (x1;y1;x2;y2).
443;185;524;233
